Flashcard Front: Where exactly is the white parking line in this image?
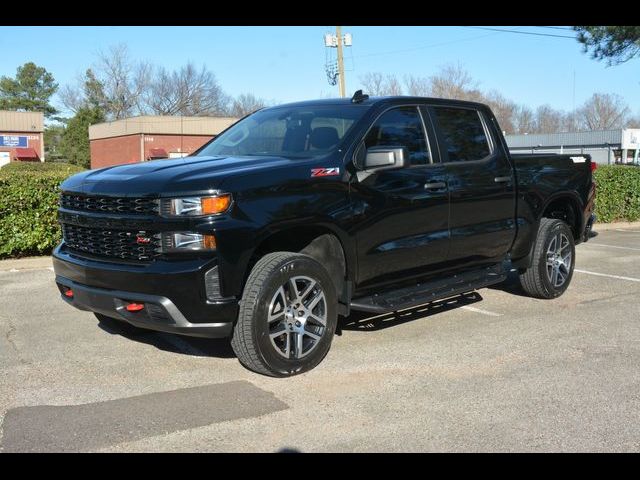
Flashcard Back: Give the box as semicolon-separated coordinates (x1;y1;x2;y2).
461;305;502;317
614;229;640;233
586;243;640;252
574;269;640;283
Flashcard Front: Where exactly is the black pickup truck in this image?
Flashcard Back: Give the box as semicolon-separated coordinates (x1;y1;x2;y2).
53;91;596;377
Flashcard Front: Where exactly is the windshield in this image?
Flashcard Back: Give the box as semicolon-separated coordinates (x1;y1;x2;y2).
197;104;369;158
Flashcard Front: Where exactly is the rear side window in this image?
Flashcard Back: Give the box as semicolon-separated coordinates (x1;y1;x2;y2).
431;107;491;162
364;107;430;165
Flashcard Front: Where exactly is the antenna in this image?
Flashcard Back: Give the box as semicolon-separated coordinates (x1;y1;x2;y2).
351;90;369;104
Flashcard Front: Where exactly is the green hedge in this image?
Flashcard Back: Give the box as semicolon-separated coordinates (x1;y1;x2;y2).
593;165;640;223
0;162;85;258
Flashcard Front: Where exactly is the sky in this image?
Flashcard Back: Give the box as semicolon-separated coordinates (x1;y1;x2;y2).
0;26;638;117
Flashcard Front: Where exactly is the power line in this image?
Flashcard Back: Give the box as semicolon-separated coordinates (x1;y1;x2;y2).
535;26;575;31
351;31;503;60
462;26;577;39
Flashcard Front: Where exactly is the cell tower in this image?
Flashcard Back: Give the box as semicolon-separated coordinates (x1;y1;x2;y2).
324;27;352;97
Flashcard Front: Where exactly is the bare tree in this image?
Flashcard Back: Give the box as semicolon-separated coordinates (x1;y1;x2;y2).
482;90;518;134
561;111;581;132
58;83;84;114
145;63;230;116
359;72;386;96
535;105;564;134
95;44;151;119
428;63;479;100
384;75;403;96
230;93;268;117
578;93;630;130
359;72;403;96
513;106;536;134
625;115;640;128
403;75;430;96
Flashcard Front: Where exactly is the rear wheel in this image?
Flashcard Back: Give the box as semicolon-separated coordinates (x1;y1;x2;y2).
231;252;338;377
519;218;575;299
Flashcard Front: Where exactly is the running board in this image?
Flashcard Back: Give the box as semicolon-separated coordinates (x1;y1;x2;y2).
350;264;507;314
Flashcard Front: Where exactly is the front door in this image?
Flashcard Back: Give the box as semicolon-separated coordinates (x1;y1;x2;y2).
351;106;450;288
427;105;516;268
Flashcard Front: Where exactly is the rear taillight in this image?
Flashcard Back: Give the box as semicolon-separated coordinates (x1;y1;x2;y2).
590;161;598;172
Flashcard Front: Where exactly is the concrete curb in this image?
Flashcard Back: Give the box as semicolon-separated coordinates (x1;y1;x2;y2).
0;256;53;272
593;221;640;231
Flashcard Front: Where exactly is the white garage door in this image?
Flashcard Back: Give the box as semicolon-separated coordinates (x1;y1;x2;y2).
0;151;10;168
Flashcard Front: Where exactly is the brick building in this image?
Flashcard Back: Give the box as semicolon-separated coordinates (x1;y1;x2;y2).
0;110;45;168
89;115;239;169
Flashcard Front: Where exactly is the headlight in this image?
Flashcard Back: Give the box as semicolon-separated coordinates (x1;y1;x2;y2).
163;194;232;217
162;232;216;252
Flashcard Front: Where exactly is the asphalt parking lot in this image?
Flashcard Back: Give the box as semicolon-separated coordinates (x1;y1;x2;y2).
1;227;639;452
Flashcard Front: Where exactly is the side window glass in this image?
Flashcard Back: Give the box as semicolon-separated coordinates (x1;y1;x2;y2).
432;107;491;162
364;107;430;165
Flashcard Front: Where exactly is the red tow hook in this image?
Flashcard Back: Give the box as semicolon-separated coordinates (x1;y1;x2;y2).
126;303;145;312
64;289;74;298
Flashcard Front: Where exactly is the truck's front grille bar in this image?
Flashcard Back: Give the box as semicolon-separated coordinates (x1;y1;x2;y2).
60;193;159;216
62;224;161;261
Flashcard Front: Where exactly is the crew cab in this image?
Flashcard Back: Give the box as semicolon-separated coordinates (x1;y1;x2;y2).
53;91;596;377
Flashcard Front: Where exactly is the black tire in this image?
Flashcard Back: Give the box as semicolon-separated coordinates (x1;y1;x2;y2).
231;252;338;377
94;312;148;335
519;218;576;299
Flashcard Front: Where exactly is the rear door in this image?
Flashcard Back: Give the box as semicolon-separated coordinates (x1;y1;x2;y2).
427;105;516;268
352;105;450;287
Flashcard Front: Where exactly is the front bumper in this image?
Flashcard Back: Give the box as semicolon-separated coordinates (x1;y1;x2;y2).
53;245;238;338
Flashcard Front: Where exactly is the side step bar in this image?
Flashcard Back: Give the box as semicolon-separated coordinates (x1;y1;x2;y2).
350;264;507;314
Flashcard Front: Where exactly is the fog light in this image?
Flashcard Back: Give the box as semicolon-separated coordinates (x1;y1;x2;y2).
161;232;216;252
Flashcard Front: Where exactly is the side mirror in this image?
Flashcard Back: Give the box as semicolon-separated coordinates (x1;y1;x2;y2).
364;146;409;171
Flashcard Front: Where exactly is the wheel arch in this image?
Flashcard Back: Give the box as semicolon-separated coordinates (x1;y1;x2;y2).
540;191;583;240
513;191;583;270
245;223;355;307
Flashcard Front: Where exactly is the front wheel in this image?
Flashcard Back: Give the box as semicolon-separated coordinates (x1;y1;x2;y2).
519;218;576;299
231;252;338;377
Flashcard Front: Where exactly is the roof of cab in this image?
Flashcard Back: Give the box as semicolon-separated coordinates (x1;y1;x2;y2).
266;95;490;110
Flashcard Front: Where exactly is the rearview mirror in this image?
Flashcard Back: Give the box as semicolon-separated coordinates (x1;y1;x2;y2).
364;146;408;171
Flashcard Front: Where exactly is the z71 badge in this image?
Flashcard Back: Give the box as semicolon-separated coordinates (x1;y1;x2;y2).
311;167;340;177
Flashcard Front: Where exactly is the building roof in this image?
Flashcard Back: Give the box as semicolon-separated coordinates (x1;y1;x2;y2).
506;129;626;148
0;110;44;133
89;115;239;140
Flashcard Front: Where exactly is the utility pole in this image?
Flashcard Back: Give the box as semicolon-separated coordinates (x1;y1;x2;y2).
336;26;346;98
324;27;351;96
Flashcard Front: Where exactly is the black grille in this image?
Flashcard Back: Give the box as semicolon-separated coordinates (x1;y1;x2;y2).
62;224;161;261
60;193;159;216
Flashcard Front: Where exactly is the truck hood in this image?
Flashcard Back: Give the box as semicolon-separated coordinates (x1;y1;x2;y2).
61;155;294;196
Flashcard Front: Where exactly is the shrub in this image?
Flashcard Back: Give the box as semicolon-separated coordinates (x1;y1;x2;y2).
0;162;85;258
593;165;640;223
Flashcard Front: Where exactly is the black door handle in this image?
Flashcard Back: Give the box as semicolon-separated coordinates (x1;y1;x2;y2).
494;176;512;183
424;181;447;190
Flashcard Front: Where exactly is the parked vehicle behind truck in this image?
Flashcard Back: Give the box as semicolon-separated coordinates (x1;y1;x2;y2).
53;91;596;376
